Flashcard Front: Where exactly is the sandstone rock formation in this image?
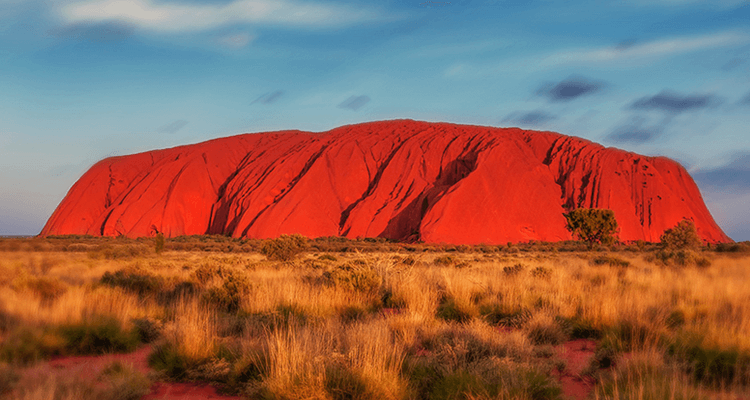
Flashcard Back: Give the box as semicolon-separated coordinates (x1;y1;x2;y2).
41;120;731;244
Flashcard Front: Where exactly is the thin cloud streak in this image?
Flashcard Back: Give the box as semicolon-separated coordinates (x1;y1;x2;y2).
446;30;750;77
59;0;384;33
543;31;750;66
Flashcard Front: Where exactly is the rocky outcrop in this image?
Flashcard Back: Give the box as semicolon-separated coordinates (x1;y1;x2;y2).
41;120;731;244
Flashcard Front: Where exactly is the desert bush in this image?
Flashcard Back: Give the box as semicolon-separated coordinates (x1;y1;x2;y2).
59;316;140;355
563;208;619;248
668;333;750;386
661;219;703;250
594;352;707;400
322;262;382;293
590;255;630;268
13;275;67;302
525;313;567;345
503;263;525;276
132;317;162;343
261;234;309;261
479;303;531;328
653;249;712;268
149;343;190;379
100;269;163;298
154;232;165;254
530;266;551;278
318;254;338;261
0;362;18;395
433;255;456;266
0;327;66;364
202;272;251;312
99;361;151;400
436;296;476;323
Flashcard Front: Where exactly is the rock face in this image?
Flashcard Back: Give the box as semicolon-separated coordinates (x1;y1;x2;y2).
41;120;731;244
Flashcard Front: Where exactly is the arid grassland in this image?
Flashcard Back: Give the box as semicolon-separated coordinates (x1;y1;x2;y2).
0;236;749;400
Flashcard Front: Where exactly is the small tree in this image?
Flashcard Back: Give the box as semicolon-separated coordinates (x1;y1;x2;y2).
660;219;702;250
563;208;619;248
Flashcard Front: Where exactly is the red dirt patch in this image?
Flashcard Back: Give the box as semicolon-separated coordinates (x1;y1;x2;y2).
555;339;597;400
19;346;242;400
144;382;243;400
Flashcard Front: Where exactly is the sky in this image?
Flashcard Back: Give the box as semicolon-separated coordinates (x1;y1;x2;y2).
1;0;749;240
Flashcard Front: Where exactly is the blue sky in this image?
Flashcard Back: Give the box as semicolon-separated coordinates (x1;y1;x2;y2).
1;0;749;240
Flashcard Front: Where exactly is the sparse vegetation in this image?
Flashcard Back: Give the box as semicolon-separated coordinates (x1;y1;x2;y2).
0;235;748;399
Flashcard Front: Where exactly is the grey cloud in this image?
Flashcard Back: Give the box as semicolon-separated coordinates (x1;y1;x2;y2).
629;90;716;113
605;116;667;144
338;95;370;111
536;76;605;102
741;92;750;104
692;152;750;190
251;90;284;105
158;120;188;134
503;110;557;127
49;22;134;41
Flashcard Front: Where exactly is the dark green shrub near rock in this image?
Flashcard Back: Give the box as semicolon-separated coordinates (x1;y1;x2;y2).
660;219;702;250
563;208;619;248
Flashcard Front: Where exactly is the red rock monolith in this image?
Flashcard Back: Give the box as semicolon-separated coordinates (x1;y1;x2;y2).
40;120;731;244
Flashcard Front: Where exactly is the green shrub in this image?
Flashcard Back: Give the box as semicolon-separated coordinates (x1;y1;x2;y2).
202;273;251;313
654;249;712;268
260;234;308;261
563;208;619;248
59;317;139;355
0;327;66;364
479;303;531;327
436;297;474;323
526;317;567;345
325;365;383;400
100;269;163;297
660;219;702;250
668;335;750;386
149;343;190;379
132;317;161;343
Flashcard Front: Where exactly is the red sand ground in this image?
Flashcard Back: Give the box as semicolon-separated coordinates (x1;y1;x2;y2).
19;338;597;399
16;346;241;400
41;119;729;245
555;339;597;399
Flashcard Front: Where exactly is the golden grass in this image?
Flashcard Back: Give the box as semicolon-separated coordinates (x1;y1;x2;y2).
1;241;749;399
